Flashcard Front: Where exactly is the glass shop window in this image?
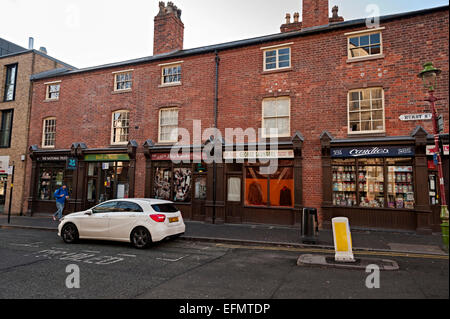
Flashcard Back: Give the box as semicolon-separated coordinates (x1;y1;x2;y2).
245;162;294;208
386;158;414;209
358;158;384;208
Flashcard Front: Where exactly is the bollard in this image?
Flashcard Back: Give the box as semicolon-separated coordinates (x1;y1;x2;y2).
332;217;355;262
301;208;319;244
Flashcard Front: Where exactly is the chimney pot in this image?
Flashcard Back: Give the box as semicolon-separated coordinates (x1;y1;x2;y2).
28;37;34;50
39;47;47;54
293;12;300;23
285;13;291;24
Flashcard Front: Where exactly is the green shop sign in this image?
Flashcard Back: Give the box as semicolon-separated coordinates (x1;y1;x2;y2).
84;154;130;162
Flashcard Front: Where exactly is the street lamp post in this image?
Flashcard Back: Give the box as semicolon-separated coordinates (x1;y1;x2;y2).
418;62;449;250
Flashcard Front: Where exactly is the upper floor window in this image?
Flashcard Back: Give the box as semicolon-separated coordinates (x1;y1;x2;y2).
348;88;385;134
42;117;56;148
114;70;133;92
111;110;130;144
4;64;18;102
347;30;383;59
0;109;14;148
262;44;291;71
159;108;178;143
160;62;182;86
262;97;290;138
45;82;61;101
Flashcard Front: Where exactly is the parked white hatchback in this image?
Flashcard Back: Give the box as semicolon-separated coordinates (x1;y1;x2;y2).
58;199;185;248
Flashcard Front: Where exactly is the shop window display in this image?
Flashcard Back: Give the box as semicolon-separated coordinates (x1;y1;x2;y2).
332;159;357;207
386;158;414;209
173;168;192;202
195;176;207;200
38;165;73;200
153;167;172;201
358;159;384;208
331;157;415;209
245;161;294;208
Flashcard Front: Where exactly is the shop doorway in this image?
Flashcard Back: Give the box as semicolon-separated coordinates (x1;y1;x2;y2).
86;161;129;206
225;175;242;223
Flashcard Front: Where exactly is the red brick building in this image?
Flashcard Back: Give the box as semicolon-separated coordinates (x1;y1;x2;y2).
25;1;449;233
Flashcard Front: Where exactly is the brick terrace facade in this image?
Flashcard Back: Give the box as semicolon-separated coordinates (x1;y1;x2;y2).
24;2;449;232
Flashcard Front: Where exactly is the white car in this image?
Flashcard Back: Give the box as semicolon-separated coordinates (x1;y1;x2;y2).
58;199;185;248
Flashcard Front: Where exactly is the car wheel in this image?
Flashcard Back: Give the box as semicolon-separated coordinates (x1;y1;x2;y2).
131;227;152;249
61;223;79;244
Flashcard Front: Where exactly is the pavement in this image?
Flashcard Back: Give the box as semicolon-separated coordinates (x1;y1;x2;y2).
0;214;448;256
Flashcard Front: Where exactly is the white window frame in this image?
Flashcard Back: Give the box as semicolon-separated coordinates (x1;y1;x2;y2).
111;110;130;145
45;81;61;101
158;107;179;143
113;70;133;92
261;96;291;138
42;117;56;148
347;87;386;135
346;28;384;61
159;61;183;86
261;43;293;72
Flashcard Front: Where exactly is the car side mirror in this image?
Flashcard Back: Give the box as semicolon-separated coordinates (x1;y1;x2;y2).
85;210;93;216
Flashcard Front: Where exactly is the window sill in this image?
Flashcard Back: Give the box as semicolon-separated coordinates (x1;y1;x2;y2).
156;142;177;146
112;89;132;95
347;131;386;138
261;67;292;75
43;99;59;103
41;146;56;149
159;83;182;88
347;54;385;63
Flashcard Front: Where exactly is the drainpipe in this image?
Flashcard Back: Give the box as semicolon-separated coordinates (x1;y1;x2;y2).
213;50;220;224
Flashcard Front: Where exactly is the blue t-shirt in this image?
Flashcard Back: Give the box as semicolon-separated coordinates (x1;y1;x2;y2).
54;187;69;204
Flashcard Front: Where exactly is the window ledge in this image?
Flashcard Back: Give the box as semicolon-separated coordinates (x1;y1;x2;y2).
159;83;182;88
261;67;292;75
112;89;132;95
43;99;59;103
347;54;385;64
156;142;177;146
347;131;386;138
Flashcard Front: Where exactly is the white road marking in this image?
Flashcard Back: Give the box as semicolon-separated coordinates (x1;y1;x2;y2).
10;242;43;247
117;254;136;258
156;255;188;262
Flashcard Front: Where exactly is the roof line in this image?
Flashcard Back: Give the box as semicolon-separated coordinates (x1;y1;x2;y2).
30;4;448;81
0;48;76;69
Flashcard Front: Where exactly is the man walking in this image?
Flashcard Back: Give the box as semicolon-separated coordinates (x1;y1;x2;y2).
53;185;69;221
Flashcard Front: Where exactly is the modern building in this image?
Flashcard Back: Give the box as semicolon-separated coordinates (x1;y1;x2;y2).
25;1;449;233
0;37;75;215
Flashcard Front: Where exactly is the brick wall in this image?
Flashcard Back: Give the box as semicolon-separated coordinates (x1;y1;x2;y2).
0;51;66;215
25;8;449;219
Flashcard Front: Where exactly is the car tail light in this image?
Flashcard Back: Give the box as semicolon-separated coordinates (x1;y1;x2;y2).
150;214;166;223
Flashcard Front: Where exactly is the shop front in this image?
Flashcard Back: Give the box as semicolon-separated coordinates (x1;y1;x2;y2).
28;142;137;215
205;133;304;226
321;127;436;233
143;141;207;221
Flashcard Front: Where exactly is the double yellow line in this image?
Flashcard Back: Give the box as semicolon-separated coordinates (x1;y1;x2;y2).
216;243;449;260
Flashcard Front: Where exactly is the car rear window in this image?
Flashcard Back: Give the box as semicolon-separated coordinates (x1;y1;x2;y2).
152;204;179;213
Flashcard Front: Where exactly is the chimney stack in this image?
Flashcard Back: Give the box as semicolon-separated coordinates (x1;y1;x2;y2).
302;0;329;28
153;1;184;56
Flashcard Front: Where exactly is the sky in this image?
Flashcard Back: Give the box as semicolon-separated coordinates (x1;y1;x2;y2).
1;0;449;68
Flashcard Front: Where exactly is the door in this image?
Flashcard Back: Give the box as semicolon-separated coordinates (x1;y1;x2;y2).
192;175;207;221
108;201;143;240
77;201;118;239
225;175;242;223
0;175;8;213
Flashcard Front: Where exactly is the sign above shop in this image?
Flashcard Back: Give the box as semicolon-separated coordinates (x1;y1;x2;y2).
223;150;294;160
151;152;203;161
84;154;130;162
399;114;432;121
331;146;415;158
36;155;68;162
426;145;449;156
66;157;78;170
0;156;9;174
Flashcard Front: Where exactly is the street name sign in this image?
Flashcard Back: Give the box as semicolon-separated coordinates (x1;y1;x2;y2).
399;113;432;121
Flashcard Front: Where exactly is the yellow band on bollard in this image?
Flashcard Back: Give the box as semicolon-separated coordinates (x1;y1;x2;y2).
332;217;355;262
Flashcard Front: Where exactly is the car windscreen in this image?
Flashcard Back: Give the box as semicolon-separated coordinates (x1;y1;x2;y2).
151;204;179;213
